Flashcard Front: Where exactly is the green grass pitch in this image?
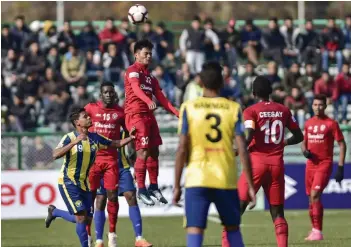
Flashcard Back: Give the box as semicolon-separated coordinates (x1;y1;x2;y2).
2;210;351;247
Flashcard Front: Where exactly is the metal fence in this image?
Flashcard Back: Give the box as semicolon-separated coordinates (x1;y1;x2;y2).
2;126;351;171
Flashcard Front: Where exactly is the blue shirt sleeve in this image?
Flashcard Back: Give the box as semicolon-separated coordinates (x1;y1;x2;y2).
91;133;112;149
181;108;189;135
56;134;71;149
234;111;245;136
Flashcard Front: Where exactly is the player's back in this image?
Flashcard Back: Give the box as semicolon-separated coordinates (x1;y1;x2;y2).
180;97;242;189
244;101;298;165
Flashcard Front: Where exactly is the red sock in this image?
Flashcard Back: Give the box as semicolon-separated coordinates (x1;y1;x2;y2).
311;201;323;231
274;217;288;247
309;204;313;226
221;229;230;247
135;157;147;189
107;200;119;233
86;223;91;236
146;157;159;185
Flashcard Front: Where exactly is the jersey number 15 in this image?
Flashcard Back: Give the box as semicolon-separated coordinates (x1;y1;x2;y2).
260;120;283;144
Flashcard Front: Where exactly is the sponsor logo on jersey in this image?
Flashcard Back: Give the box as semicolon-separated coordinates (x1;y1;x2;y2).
112;113;118;120
308;126;313;130
308;133;325;139
94;122;116;129
259;111;283;118
321;125;326;131
140;84;153;92
129;72;139;78
285;175;297;200
96;113;102;117
75;200;82;207
145;76;152;84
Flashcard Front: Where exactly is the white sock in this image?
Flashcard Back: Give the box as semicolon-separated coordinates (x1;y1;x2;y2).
136;236;143;240
312;228;322;234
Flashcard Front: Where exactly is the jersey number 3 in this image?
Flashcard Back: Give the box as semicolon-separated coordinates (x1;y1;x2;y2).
260;120;283;144
205;114;222;143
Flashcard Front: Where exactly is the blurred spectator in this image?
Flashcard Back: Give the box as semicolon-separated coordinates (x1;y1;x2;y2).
321;17;344;72
70;85;95;110
204;18;221;61
61;44;86;86
175;63;193;106
155;22;174;61
261;17;286;66
220;65;241;101
102;43;129;85
25;136;53;169
271;85;287;104
334;63;351;123
8;92;37;131
57;21;76;54
2;49;24;88
39;67;66;107
265;61;282;87
300;20;322;70
18;70;41;98
77;22;100;52
219;19;241;69
10;15;31;52
39;21;58;53
179;15;220;74
153;65;175;103
314;71;337;105
284;86;307;128
240;62;257;107
240;19;262;66
2;24;18;57
139;20;159;63
44;89;71;131
343;15;351;63
99;17;125;52
297;63;319;115
46;46;61;73
183;74;203;102
283;62;301;93
86;50;103;83
24;41;46;75
161;50;180;84
280;17;301;67
119;18;137;57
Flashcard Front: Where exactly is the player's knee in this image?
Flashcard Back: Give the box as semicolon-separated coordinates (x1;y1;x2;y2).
75;213;87;224
107;191;118;203
95;195;107;210
124;191;137;206
270;205;284;221
150;147;159;159
310;191;321;203
137;149;148;161
187;227;204;234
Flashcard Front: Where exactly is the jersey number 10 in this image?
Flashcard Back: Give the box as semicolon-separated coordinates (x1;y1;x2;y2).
260;120;283;144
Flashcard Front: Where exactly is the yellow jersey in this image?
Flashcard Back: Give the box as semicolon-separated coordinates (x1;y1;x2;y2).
178;97;244;189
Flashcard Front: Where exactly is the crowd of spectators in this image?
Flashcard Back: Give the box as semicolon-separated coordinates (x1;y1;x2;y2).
2;14;351;132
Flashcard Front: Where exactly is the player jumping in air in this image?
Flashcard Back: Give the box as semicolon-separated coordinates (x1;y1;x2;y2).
85;82;152;247
301;94;346;241
124;39;179;205
223;76;304;247
45;108;135;247
173;61;256;247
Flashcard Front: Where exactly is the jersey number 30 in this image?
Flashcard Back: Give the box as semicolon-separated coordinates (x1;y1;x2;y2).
205;114;222;143
260;120;283;144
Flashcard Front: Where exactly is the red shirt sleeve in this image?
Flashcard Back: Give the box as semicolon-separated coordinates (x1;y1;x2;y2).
243;107;256;129
153;80;179;117
128;70;153;105
332;121;344;142
285;108;300;131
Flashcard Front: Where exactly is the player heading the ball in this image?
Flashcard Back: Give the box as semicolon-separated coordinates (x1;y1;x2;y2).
173;61;256;247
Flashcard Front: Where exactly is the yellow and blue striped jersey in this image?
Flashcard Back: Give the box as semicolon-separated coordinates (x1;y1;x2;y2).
118;130;132;169
178;97;244;189
57;131;112;191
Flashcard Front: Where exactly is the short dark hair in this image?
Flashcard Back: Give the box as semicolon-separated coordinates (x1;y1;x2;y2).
269;17;278;23
100;81;115;92
346;14;351;19
192;15;201;22
252;76;273;98
284;16;293;21
134;39;153;53
2;24;10;29
69;108;85;127
199;61;223;91
328;17;336;21
246;19;253;26
106;17;115;22
15;15;25;21
313;94;327;105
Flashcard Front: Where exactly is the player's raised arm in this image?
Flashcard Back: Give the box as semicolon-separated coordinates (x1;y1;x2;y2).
128;71;154;105
53;134;86;160
154;79;179;117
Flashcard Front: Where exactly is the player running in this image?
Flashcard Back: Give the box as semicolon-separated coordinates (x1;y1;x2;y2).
173;61;256;247
84;82;125;247
224;76;304;247
124;39;179;205
301;94;346;241
45;108;135;247
85;82;152;247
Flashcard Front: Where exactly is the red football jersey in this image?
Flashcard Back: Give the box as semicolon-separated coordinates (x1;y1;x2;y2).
85;101;125;161
243;101;300;165
124;62;160;115
304;116;344;163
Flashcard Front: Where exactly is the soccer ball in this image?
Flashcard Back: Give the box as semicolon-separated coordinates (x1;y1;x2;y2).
128;4;148;25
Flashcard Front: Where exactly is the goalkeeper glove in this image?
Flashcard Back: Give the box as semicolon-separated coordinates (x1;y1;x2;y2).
334;166;344;183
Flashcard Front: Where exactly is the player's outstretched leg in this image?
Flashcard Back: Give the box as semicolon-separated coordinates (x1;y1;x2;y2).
124;191;152;247
45;205;76;228
305;190;324;241
93;194;107;247
75;211;90;247
106;190;119;247
147;147;167;204
136;149;155;206
270;205;288;247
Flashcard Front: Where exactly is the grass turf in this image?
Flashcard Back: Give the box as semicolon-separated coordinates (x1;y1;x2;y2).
2;210;351;247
